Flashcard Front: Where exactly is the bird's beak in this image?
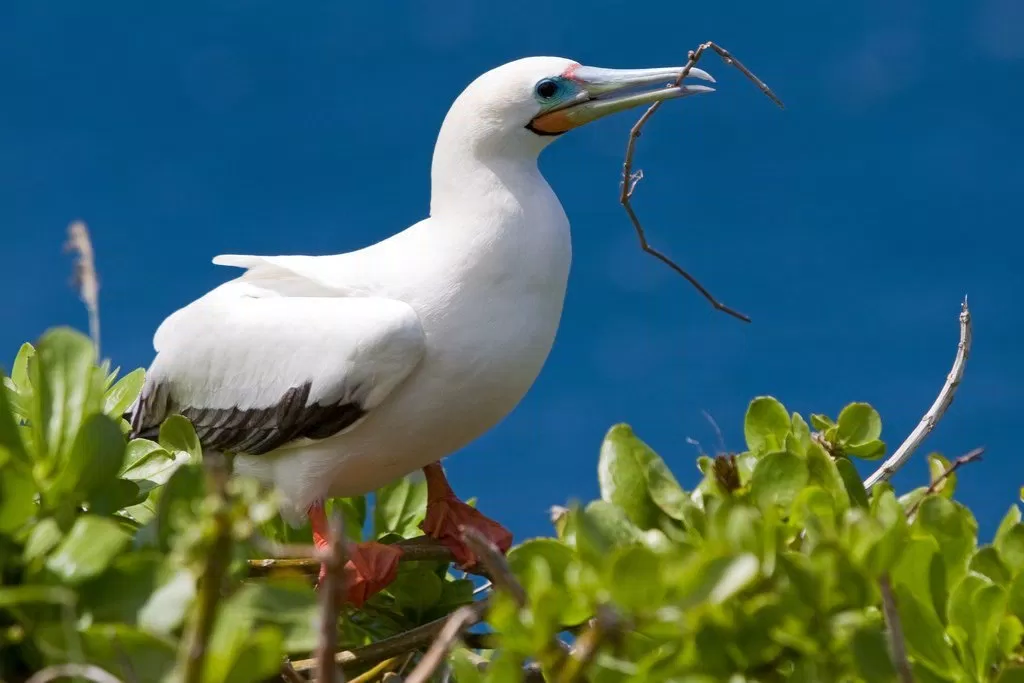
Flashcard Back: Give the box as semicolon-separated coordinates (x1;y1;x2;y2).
529;65;716;135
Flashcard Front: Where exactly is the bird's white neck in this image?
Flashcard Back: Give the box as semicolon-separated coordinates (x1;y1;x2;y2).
428;113;556;221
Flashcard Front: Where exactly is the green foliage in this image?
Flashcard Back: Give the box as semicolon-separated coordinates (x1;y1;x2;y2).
3;332;1020;682
0;328;473;682
482;397;1024;683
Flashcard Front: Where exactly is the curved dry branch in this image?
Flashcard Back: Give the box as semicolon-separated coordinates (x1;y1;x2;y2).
621;41;784;324
864;298;972;490
290;598;491;674
404;606;481;683
26;665;123;683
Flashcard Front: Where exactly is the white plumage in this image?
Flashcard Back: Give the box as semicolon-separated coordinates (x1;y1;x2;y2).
130;57;714;587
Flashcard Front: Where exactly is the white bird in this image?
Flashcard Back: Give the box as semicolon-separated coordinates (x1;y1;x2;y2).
129;56;714;604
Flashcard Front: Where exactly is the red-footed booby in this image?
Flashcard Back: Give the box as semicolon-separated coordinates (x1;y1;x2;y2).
128;56;714;605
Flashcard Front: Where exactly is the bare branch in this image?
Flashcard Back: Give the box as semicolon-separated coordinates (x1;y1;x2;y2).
459;526;527;605
318;511;348;683
64;220;101;356
280;661;306;683
864;298;972;490
879;575;914;683
290;599;491;674
178;454;234;683
248;536;480;578
556;605;625;683
348;656;402;683
461;526;572;675
26;664;123;683
404;606;481;683
620;42;783;324
905;447;985;516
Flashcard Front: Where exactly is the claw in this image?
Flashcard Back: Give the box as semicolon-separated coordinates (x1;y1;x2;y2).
418;462;513;569
308;500;403;606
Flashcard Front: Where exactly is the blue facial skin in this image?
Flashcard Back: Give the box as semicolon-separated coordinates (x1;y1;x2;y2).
533;77;578;107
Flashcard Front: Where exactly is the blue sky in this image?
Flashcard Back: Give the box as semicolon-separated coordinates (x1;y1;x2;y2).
2;0;1021;542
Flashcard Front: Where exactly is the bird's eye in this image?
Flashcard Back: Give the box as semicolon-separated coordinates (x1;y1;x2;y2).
535;79;560;100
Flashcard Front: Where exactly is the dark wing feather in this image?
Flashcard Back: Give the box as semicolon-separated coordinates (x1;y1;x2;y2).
129;380;366;455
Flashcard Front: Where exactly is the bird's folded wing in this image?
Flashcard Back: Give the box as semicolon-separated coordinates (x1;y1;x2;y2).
130;292;426;456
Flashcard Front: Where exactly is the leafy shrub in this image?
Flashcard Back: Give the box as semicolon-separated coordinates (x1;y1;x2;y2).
2;327;1022;682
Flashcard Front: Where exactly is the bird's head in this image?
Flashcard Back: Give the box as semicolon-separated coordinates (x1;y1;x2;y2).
439;56;715;159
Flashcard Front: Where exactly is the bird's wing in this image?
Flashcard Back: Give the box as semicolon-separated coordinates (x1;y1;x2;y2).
130;262;425;455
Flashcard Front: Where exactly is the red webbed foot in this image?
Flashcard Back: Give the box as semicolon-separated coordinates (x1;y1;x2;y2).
418;462;513;569
309;501;403;607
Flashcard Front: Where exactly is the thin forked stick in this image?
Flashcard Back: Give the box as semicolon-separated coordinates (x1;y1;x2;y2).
905;447;984;516
403;606;481;683
864;298;972;490
621;42;784;324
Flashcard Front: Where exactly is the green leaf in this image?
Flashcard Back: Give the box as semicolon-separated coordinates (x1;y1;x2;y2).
560;502;614;567
678;553;760;607
805;441;848;509
598;424;682;529
158;414;202;463
810;413;835;431
0;584;76;607
835;458;870;508
138;568;196;634
850;624;898;682
0;371;29;466
913;496;978;590
450;648;486;683
927;453;957;498
744;396;791;454
45;514;131;584
103;368;145;417
5;343;36;420
862;487;909;576
583;500;644;546
891;537;947;628
29;327;103;467
23;517;63;560
970;546;1011;586
219;579;321;653
0;465;36;533
844;438;887;460
785;412;812;457
836;402;882;447
121;438;189;490
607;545;664;611
76;552;163;625
1009;572;1024;622
218;627;284;683
89;478;144;515
11;342;35;389
969;583;1007;680
996;667;1024;683
996;523;1024;573
374;474;427;538
996;505;1022;547
35;623;177;682
893;583;960;673
154;463;205;550
750;451;808;510
389;566;444;614
47;413;126;503
508;538;575;581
